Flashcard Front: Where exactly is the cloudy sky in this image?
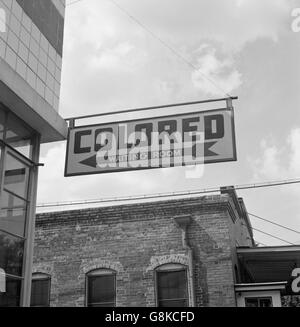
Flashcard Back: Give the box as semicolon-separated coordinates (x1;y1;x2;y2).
37;0;300;246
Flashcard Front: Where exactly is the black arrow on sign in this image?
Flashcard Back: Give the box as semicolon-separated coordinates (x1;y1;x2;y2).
79;155;97;168
192;141;218;158
204;141;218;157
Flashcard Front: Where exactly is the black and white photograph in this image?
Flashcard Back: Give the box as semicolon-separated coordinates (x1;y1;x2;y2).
0;0;300;313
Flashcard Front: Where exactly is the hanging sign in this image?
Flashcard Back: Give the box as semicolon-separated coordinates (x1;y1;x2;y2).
65;107;237;177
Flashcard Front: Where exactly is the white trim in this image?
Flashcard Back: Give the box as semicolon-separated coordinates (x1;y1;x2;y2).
237;246;300;254
235;282;287;292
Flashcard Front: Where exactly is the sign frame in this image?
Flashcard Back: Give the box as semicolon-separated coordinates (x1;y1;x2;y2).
64;106;237;177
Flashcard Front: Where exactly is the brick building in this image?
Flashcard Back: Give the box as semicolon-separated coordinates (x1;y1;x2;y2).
32;187;258;307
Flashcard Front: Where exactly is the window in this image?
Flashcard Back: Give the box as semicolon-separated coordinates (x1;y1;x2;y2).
0;230;24;277
0;109;5;140
0;191;27;237
245;297;273;307
4;108;34;159
86;269;116;307
0;105;40;307
0;152;30;238
30;273;51;307
156;264;189;307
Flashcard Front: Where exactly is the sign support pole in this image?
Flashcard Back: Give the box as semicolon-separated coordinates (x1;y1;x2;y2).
65;96;238;128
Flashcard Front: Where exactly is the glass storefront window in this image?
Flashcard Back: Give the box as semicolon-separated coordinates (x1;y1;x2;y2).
0;105;34;160
3;153;30;200
0;109;5;140
0;277;22;307
0;230;24;277
0;103;40;307
6;114;33;159
0;190;27;237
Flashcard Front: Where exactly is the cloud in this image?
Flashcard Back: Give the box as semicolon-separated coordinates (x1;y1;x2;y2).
247;128;300;245
37;0;300;247
88;42;147;72
289;128;300;174
59;0;294;117
251;128;300;181
191;45;242;96
252;143;282;179
111;0;293;52
37;143;172;205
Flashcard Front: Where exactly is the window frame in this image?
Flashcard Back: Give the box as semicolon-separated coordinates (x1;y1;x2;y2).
85;269;117;307
30;273;51;307
0;105;35;161
244;296;273;307
155;264;189;307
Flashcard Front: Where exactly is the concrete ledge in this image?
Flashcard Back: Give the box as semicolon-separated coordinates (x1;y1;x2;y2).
0;58;68;143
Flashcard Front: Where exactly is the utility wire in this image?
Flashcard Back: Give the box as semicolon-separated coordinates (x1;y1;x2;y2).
252;227;296;246
249;213;300;235
46;1;298;248
66;0;232;97
108;0;231;98
36;180;299;245
37;177;300;208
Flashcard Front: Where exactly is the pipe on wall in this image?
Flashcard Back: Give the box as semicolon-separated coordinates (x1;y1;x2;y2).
174;216;196;307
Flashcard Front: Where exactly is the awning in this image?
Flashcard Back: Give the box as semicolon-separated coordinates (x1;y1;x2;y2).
237;246;300;284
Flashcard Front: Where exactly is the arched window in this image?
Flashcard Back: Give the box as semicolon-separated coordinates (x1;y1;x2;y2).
155;263;189;307
30;273;51;307
86;269;116;307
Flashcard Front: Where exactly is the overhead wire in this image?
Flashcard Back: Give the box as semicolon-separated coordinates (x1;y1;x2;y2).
37;177;300;208
249;213;300;235
66;0;232;97
61;0;297;248
251;228;296;246
35;178;300;246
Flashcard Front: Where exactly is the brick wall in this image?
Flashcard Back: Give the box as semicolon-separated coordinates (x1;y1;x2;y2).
33;194;254;307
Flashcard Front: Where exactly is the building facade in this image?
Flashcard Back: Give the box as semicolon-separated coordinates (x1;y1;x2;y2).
32;188;257;307
0;0;67;306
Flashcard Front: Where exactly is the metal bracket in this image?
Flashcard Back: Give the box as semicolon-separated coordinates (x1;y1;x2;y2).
34;163;45;167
